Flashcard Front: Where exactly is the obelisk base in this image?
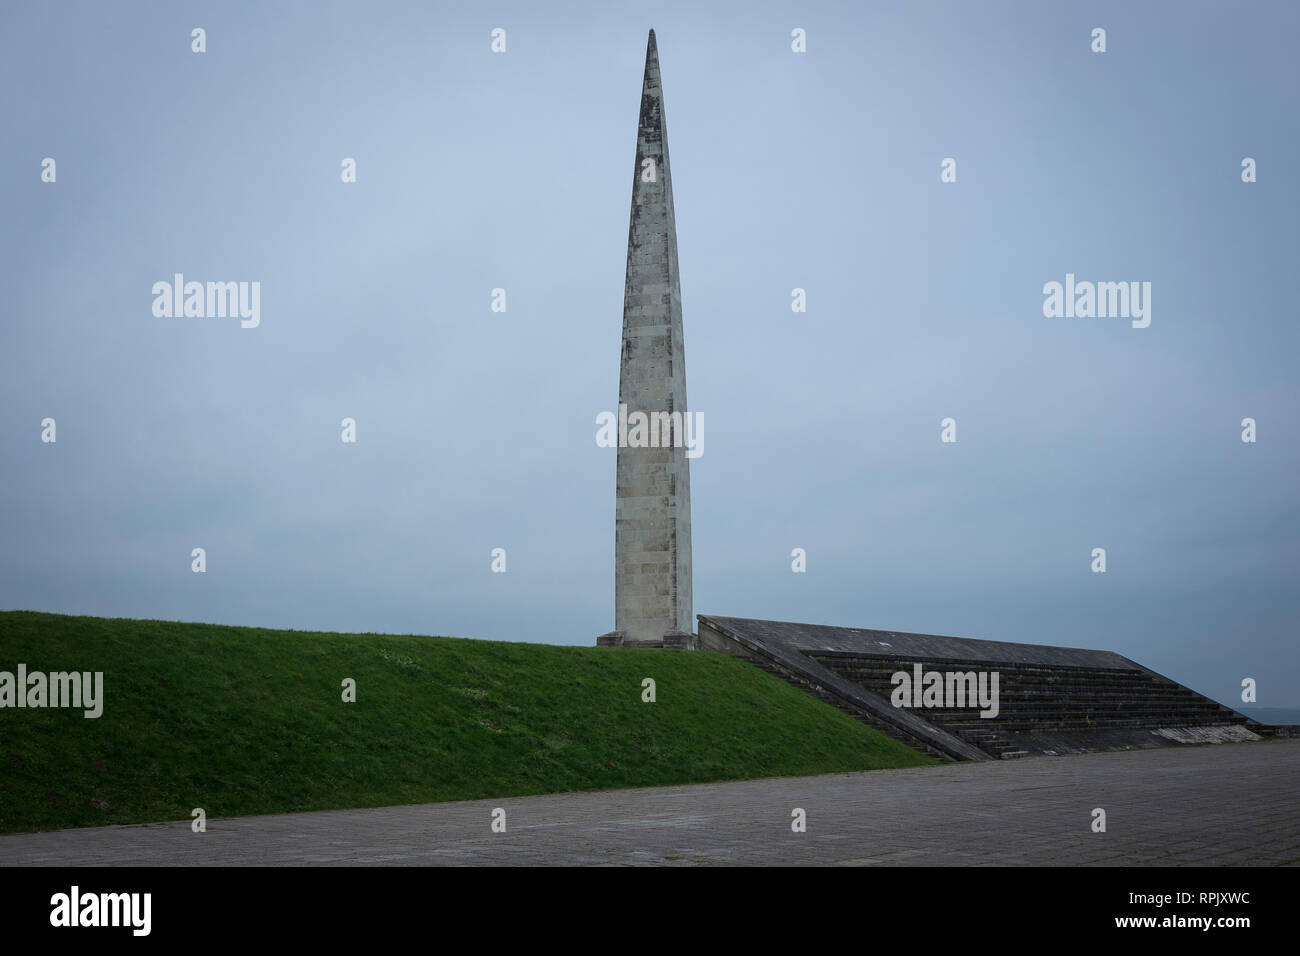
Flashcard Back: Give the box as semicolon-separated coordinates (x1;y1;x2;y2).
596;630;697;650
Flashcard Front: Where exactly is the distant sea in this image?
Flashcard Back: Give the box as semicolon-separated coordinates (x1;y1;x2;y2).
1235;706;1300;726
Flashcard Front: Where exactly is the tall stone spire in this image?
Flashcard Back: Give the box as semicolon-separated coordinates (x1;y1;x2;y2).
598;30;695;649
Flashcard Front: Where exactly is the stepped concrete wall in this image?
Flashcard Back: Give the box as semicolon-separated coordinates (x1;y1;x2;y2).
699;615;1268;760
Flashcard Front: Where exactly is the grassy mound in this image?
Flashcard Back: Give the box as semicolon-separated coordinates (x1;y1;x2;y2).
0;611;934;833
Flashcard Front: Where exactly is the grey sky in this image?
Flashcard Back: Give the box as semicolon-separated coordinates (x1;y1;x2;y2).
2;1;1297;710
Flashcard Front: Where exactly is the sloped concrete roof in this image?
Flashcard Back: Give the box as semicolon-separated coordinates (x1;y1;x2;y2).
699;616;1141;671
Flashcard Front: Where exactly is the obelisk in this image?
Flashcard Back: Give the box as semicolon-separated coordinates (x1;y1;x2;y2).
597;30;695;649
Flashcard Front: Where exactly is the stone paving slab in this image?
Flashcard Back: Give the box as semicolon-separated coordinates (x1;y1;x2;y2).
2;740;1296;866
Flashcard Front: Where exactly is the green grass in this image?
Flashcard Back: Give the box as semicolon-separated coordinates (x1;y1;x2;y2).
0;611;935;833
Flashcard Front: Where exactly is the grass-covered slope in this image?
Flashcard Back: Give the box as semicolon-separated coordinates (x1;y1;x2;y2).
0;611;934;833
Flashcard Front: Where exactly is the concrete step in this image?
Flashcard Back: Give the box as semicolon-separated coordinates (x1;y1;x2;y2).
749;649;1253;760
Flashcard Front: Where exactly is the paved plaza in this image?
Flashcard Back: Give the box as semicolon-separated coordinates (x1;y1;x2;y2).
3;740;1296;866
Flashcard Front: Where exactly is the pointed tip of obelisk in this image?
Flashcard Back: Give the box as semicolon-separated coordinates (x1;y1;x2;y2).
643;29;660;82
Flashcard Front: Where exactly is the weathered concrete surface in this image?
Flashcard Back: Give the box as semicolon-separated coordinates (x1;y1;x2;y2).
3;740;1295;866
698;616;990;761
609;29;693;647
697;615;1265;760
700;614;1154;670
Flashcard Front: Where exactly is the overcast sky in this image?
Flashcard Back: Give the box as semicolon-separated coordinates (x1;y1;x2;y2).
2;1;1297;709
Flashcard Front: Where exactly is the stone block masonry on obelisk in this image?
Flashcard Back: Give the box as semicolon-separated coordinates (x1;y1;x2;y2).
597;30;695;650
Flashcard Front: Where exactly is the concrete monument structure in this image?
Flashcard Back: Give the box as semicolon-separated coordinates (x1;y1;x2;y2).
588;36;1286;773
697;616;1278;760
597;30;695;650
589;37;1285;771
